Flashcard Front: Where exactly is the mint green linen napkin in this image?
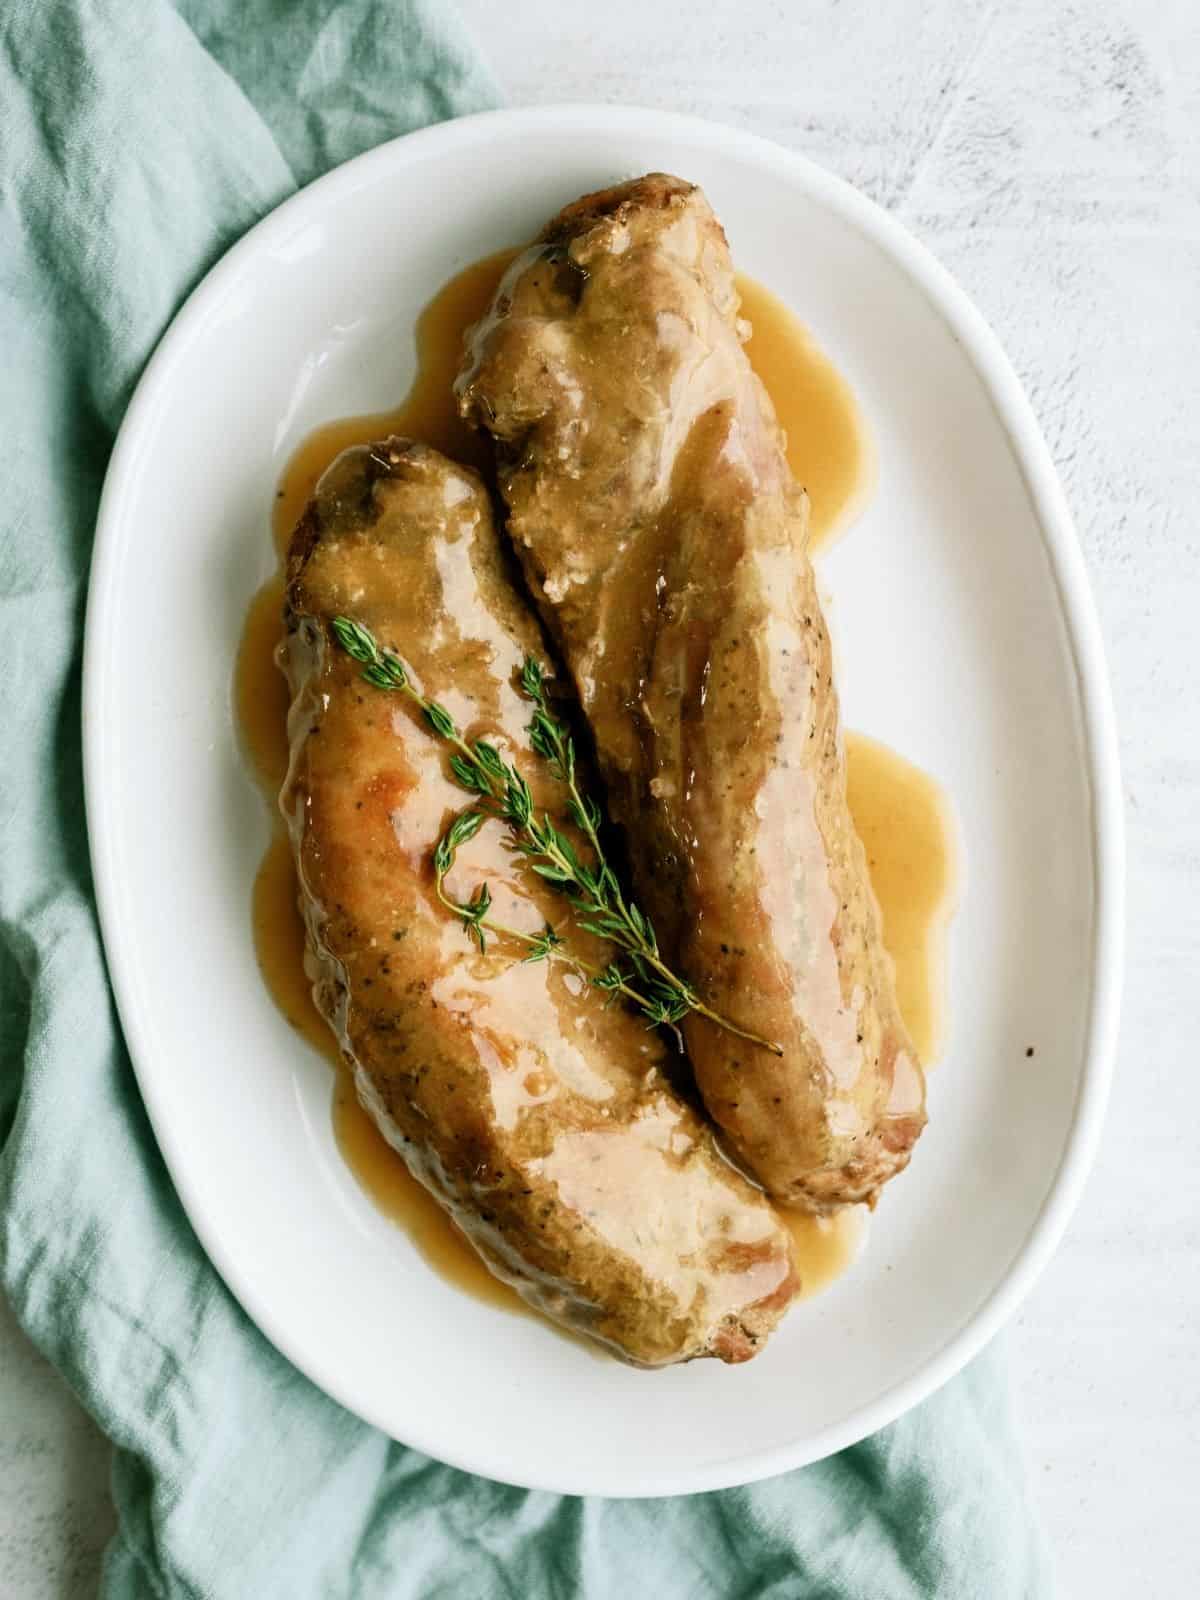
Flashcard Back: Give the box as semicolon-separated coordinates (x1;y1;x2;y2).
0;3;1052;1594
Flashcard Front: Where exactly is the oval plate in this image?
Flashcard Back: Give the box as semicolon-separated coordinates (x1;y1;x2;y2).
83;106;1123;1497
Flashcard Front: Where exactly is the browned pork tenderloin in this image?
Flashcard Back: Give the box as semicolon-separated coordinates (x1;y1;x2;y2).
457;176;925;1210
279;436;799;1363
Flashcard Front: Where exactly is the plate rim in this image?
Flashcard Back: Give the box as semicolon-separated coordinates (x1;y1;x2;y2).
82;102;1125;1497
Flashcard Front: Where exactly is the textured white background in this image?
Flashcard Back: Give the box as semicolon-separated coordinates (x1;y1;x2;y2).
3;0;1198;1593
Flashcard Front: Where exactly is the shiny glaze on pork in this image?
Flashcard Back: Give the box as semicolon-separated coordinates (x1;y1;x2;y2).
457;176;925;1209
280;436;799;1361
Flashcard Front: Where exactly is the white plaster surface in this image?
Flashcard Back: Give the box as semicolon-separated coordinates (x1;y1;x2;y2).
3;0;1198;1593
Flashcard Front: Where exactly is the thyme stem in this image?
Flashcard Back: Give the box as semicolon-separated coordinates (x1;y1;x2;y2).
330;616;782;1055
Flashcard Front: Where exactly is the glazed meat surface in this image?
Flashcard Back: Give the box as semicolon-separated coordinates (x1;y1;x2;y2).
280;436;798;1363
457;176;925;1209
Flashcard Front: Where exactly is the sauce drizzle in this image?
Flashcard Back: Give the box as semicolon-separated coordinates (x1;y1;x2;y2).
739;276;874;553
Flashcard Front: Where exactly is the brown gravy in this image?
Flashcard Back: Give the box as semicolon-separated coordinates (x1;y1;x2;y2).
739;276;873;552
236;251;955;1312
329;1071;518;1312
846;733;958;1069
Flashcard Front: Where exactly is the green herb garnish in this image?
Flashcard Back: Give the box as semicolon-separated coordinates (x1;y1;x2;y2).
330;615;781;1055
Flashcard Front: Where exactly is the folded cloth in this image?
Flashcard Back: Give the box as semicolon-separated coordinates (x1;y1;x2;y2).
0;2;1052;1594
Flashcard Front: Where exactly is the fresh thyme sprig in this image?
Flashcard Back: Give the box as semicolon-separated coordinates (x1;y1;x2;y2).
329;616;781;1055
518;659;782;1051
430;808;567;963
